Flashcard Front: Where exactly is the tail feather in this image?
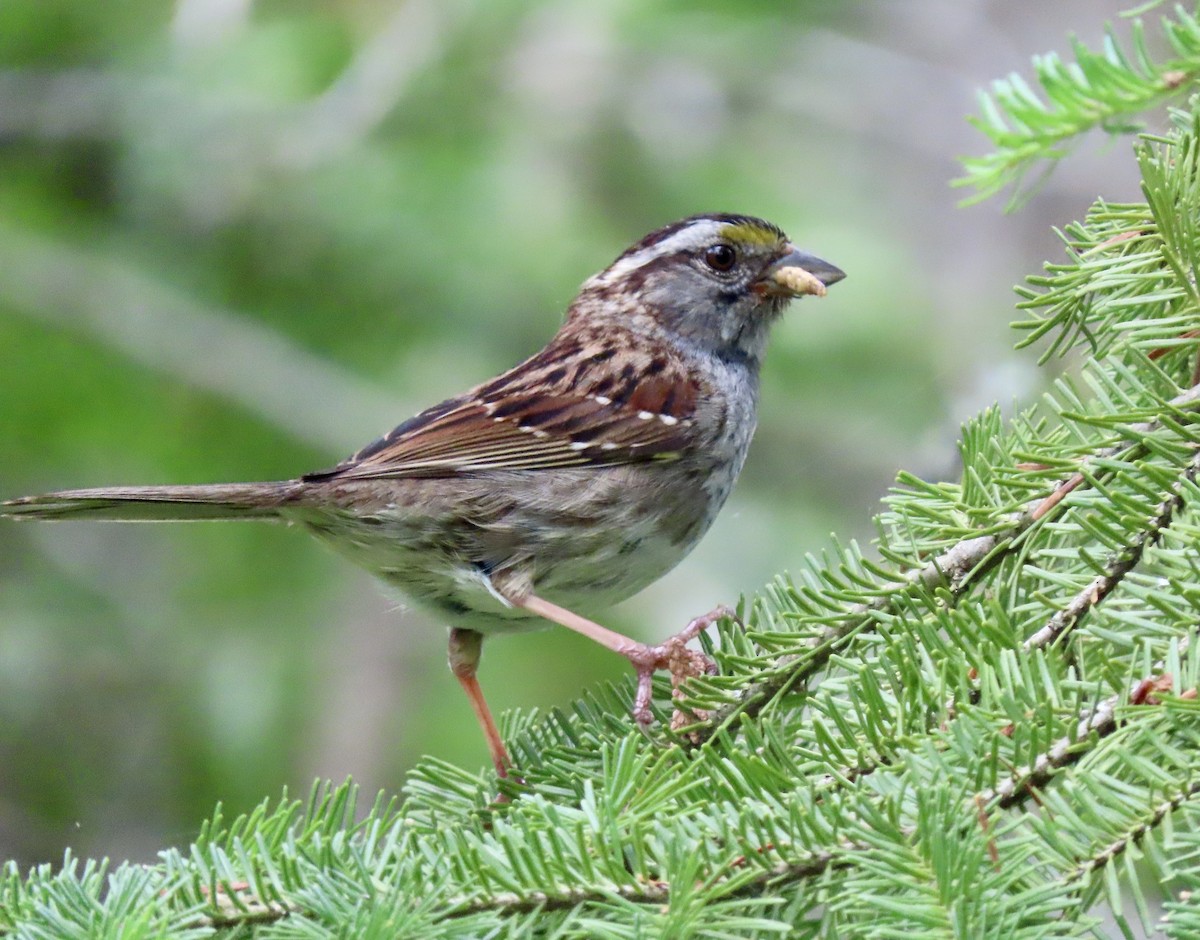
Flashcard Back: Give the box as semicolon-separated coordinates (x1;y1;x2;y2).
1;482;302;522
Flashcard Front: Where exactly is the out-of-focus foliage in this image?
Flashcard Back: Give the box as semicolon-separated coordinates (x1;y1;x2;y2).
0;0;1134;868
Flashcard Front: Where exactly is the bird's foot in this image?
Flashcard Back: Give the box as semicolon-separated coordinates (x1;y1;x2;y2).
626;605;737;730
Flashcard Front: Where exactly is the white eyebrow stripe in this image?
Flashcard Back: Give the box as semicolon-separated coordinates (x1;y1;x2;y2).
584;219;733;288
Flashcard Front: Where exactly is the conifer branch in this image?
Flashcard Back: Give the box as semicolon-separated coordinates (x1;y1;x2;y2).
1023;445;1200;650
956;7;1200;206
687;530;1013;748
1061;778;1200;887
985;691;1122;809
689;383;1200;749
986;630;1194;810
201;892;296;930
440;851;847;921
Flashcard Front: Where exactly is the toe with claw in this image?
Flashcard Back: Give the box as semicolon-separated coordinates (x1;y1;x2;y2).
627;605;736;728
512;592;740;735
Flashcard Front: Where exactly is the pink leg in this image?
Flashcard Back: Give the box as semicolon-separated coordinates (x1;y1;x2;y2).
515;595;730;726
448;628;511;777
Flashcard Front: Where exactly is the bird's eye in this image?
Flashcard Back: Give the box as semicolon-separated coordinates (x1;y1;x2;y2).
703;243;737;273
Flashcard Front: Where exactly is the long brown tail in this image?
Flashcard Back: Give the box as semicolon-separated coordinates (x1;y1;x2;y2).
1;481;303;522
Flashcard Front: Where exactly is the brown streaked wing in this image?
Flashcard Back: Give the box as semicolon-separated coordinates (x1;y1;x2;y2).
305;344;703;481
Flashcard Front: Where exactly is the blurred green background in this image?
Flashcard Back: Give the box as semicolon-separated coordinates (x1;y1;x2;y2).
0;0;1142;865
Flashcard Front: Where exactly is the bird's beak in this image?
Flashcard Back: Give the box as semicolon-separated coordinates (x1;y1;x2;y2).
758;246;846;299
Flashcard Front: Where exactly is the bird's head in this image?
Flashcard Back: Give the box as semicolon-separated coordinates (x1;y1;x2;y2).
576;213;844;364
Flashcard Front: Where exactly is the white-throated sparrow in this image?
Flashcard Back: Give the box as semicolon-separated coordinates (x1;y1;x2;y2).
3;213;843;775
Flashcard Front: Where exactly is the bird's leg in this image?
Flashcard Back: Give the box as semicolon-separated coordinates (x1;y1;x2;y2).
513;594;726;727
447;628;511;777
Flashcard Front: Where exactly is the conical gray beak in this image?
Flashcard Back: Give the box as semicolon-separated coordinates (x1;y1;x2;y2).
762;247;845;298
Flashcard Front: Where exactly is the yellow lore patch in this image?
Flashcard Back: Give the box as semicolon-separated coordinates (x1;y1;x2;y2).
719;221;786;248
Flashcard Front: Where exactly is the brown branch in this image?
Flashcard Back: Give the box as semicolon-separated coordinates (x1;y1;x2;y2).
1022;446;1200;651
982;632;1194;810
1027;382;1200;521
1061;778;1200;887
184;879;299;930
188;846;851;930
440;850;846;920
686;531;1025;748
982;693;1121;809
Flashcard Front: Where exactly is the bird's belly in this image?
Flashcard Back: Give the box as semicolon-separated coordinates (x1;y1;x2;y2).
294;464;727;635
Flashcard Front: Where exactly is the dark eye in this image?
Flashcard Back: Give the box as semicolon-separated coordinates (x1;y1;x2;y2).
703;243;737;273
